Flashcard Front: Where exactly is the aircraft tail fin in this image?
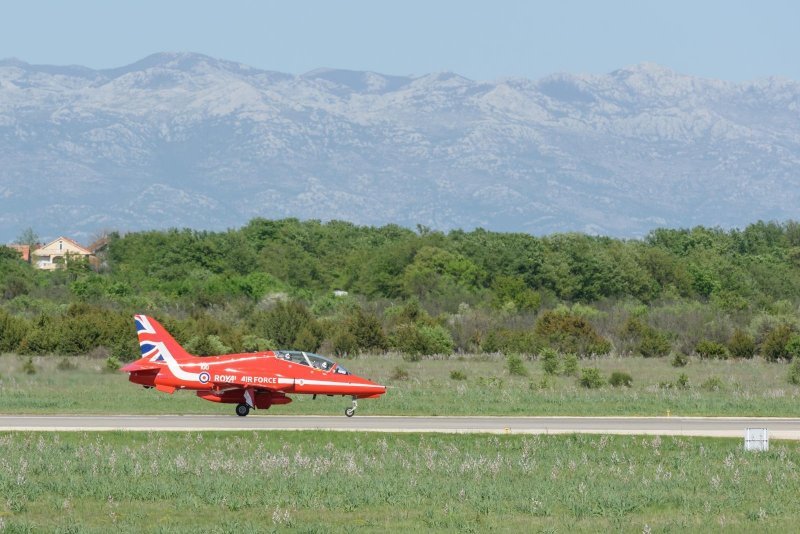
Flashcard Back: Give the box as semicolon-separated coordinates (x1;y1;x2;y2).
133;314;193;363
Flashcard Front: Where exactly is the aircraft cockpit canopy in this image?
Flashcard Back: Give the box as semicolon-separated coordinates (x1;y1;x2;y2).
275;350;350;375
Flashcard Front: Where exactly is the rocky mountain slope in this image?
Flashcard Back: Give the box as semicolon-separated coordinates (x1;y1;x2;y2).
1;52;799;242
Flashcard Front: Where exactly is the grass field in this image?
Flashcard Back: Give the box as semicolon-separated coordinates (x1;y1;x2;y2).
1;353;800;417
0;431;798;532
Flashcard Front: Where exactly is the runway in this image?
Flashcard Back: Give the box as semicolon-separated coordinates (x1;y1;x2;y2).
0;415;799;438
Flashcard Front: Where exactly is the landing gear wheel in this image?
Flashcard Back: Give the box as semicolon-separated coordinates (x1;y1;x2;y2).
235;403;250;417
345;396;358;417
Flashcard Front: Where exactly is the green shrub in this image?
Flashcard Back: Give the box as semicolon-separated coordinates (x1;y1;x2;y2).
701;376;724;392
579;367;604;389
540;348;560;375
609;371;633;387
336;307;387;353
788;359;800;385
762;324;795;361
391;323;454;357
482;328;541;354
507;354;528;377
293;327;323;353
695;340;729;360
638;329;671;357
786;335;800;361
677;373;690;389
728;329;755;359
562;353;579;377
535;309;612;356
418;325;455;355
105;356;121;372
241;335;275;353
254;301;322;348
0;310;29;353
186;335;233;356
330;329;358;356
22;357;36;375
449;370;467;381
19;315;61;355
111;336;139;361
671;353;689;367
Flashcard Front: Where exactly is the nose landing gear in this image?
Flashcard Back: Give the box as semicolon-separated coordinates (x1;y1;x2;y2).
235;403;250;417
345;397;358;417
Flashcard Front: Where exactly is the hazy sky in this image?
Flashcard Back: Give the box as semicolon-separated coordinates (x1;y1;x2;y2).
2;0;798;81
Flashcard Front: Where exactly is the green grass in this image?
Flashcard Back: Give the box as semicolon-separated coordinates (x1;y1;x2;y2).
0;431;798;532
2;353;800;416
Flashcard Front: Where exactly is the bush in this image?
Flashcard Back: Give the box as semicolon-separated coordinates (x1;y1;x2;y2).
701;376;724;392
609;371;633;387
562;353;579;377
294;327;323;353
507;354;528;376
762;324;795;361
788;359;800;385
0;310;29;353
19;315;61;355
671;353;689;367
418;325;455;355
677;373;690;389
579;367;605;389
255;301;323;349
540;348;560;375
621;317;671;357
638;329;671;357
482;328;541;354
22;357;36;375
391;323;454;357
349;308;388;351
695;340;729;360
241;335;275;353
786;335;800;361
535;309;612;356
330;329;358;356
186;335;232;356
105;356;121;372
450;370;467;381
728;329;755;359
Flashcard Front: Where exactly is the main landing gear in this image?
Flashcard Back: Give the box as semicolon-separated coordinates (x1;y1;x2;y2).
235;403;250;417
345;397;358;418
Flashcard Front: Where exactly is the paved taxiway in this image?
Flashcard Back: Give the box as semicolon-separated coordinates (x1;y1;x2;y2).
0;415;798;438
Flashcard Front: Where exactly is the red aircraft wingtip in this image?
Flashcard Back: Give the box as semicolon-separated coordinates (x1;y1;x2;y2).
120;361;161;373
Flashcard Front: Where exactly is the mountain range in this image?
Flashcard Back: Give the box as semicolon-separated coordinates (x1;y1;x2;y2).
1;52;799;243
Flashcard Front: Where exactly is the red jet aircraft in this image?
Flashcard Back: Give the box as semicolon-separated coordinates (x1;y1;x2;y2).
121;314;386;416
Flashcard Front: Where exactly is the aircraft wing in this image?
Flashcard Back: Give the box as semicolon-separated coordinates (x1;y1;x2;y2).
120;361;161;373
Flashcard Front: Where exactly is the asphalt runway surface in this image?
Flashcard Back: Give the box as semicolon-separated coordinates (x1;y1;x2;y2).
0;415;799;438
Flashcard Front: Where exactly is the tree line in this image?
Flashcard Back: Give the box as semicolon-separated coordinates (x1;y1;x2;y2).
2;218;800;362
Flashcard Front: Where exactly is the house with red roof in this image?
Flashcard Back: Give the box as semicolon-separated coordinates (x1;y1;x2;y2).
33;237;93;270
